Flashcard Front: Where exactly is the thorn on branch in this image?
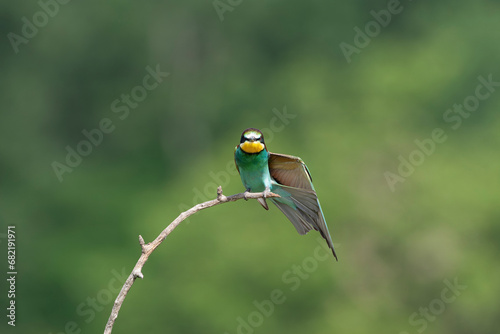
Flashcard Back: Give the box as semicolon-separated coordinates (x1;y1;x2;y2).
133;270;144;279
217;186;227;202
139;235;146;253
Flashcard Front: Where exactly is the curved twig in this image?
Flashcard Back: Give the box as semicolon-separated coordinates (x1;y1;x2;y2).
103;186;280;334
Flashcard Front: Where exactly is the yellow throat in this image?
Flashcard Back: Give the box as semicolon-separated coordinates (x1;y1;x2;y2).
240;141;264;153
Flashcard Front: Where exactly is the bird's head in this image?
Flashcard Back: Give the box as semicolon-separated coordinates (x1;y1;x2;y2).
239;128;266;154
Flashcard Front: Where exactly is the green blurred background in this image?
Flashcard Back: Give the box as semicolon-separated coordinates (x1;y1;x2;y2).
1;1;499;333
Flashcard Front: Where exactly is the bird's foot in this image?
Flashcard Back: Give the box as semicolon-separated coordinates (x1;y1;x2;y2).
243;189;251;201
262;187;272;198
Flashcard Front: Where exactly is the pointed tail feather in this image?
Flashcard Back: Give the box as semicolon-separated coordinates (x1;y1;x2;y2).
257;197;269;210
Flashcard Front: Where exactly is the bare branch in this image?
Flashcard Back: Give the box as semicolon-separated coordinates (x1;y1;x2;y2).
103;186;279;334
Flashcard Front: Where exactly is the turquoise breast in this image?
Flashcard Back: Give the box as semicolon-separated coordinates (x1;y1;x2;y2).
235;148;272;192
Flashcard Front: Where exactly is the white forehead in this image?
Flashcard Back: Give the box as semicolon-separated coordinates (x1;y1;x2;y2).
244;131;261;140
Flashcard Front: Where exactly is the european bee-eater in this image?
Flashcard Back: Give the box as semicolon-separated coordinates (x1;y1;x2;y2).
234;128;337;260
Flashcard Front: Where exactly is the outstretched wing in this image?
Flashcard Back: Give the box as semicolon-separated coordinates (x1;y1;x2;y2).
271;183;337;260
268;152;314;190
269;153;337;260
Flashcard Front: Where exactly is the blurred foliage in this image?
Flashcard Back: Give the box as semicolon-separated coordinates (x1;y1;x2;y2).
1;0;499;333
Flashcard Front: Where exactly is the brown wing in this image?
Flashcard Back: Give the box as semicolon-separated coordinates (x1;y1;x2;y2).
268;152;314;190
269;152;337;259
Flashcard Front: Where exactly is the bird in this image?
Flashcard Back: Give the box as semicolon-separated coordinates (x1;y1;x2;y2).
234;128;337;260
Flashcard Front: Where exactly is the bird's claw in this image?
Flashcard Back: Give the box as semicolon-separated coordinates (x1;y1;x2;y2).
243;190;251;201
262;188;272;198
